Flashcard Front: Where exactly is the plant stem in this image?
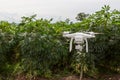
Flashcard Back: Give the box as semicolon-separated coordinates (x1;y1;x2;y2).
80;65;83;80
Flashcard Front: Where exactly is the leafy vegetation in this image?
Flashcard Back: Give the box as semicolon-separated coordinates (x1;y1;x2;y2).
0;5;120;79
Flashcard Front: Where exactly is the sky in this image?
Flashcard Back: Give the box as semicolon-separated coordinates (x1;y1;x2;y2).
0;0;120;22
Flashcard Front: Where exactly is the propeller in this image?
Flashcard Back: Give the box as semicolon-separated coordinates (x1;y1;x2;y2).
85;32;103;34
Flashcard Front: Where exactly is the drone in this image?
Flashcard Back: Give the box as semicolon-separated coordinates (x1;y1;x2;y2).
63;31;101;52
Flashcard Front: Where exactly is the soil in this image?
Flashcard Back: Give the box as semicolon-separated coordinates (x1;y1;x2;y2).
15;74;120;80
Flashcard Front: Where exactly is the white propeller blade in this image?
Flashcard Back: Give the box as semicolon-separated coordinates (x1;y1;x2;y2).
86;32;103;34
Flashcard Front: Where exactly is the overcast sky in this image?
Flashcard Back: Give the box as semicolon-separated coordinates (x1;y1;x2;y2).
0;0;120;22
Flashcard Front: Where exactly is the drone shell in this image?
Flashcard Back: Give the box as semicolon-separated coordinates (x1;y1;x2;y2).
63;32;95;39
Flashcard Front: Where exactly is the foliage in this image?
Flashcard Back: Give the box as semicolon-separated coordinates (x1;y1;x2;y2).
79;5;120;73
76;12;89;21
0;5;120;79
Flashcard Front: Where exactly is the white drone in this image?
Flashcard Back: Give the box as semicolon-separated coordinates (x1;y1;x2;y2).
63;31;101;52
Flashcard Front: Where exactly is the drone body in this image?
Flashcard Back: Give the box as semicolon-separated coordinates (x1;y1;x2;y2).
63;31;98;52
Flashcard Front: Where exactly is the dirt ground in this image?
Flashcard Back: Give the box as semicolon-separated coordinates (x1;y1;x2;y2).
60;75;120;80
15;74;120;80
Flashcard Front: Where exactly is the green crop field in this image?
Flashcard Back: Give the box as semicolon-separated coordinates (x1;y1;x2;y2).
0;5;120;80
